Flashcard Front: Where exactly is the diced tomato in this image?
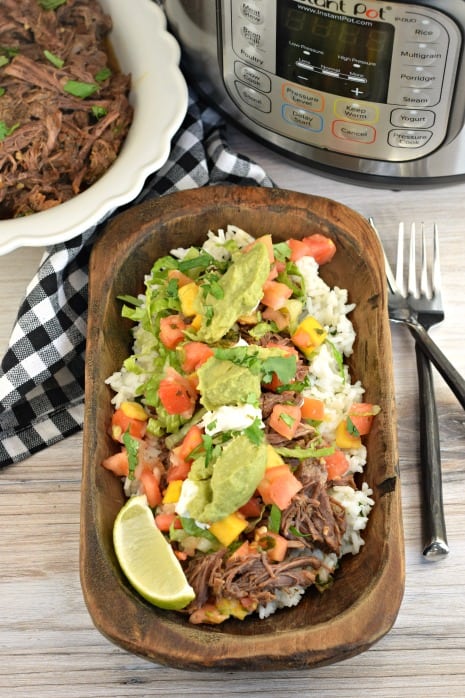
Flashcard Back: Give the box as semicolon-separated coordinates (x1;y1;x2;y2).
262;307;289;331
158;368;197;418
244;234;275;263
348;402;380;436
258;464;303;510
261;280;293;311
167;268;193;287
139;468;162;507
266;264;279;282
239;495;262;518
301;397;325;421
111;408;147;442
159;314;186;349
179;341;214;373
178;425;204;462
101;450;129;477
323;449;350;481
166;459;192;482
256;531;288;562
288;234;336;265
262;371;285;392
229;540;252;561
287;238;311;262
268;404;301;440
166;439;194;482
155;512;182;531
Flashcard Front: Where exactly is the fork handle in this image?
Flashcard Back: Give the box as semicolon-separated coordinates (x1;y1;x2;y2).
415;344;449;560
406;317;465;411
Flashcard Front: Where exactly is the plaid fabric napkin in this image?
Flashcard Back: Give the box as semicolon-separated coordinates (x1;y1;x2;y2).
0;87;273;467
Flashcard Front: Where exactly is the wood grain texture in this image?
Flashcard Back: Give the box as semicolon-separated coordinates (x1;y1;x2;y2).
1;131;464;695
82;186;403;670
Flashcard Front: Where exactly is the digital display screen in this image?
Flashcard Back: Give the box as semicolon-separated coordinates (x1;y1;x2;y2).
276;1;395;103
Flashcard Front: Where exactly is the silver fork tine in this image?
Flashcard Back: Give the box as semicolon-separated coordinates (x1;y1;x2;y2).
420;223;430;299
396;222;405;295
432;223;441;297
408;222;419;298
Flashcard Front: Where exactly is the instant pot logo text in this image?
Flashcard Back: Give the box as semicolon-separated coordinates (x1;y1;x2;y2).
298;1;391;21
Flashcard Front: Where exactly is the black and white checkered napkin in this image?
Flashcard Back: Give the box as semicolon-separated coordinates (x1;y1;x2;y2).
0;88;273;467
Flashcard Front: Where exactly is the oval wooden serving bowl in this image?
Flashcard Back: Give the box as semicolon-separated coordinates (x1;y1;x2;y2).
81;185;405;671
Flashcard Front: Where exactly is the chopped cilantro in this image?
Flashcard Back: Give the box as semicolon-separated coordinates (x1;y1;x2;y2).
95;67;112;82
38;0;67;9
261;355;297;385
43;49;64;68
91;105;107;119
122;430;139;480
279;411;296;428
63;80;98;99
243;418;264;445
268;504;282;533
346;416;360;437
0;121;20;141
273;241;291;262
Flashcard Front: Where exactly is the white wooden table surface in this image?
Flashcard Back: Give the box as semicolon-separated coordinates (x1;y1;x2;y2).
1;127;464;697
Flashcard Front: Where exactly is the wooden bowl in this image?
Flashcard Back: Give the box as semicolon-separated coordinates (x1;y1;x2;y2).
81;185;404;670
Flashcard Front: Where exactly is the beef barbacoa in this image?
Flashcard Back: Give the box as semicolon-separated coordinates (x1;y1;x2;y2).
0;0;133;218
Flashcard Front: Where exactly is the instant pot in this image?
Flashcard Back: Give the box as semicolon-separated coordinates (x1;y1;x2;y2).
163;0;465;186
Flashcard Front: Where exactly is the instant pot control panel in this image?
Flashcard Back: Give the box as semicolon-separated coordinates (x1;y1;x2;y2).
219;0;462;162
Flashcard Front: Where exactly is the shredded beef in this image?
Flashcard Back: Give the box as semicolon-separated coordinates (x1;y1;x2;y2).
185;549;322;611
0;0;133;218
281;479;347;555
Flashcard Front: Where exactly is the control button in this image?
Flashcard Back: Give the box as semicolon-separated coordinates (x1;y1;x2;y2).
334;99;379;124
332;120;376;144
397;88;436;107
388;129;433;148
282;84;323;111
390;108;435;129
240;23;265;48
239;2;265;24
399;67;437;88
236;44;266;68
282;105;323;132
407;17;442;43
234;81;271;112
235;61;271;92
400;43;444;67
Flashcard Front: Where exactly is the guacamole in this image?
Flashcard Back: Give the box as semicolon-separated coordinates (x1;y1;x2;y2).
195;242;270;344
186;434;267;523
197;356;261;410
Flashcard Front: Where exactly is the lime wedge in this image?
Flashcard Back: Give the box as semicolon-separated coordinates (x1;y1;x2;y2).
113;494;195;610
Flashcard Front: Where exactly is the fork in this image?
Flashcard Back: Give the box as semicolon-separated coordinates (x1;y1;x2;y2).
370;219;465;411
370;219;451;559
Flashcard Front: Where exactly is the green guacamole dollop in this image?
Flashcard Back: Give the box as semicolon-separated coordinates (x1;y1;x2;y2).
194;242;270;344
187;434;267;523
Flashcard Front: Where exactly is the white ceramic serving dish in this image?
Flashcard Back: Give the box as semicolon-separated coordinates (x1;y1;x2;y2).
0;0;188;255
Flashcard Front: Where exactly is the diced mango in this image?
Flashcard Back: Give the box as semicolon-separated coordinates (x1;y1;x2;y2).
216;596;250;620
190;314;203;330
162;479;183;504
265;444;285;470
291;316;327;358
209;512;247;547
178;282;199;317
120;400;148;421
335;420;362;449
